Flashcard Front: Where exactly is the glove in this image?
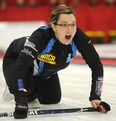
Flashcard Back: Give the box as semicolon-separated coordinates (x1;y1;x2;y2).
97;101;111;113
14;92;28;119
14;102;28;119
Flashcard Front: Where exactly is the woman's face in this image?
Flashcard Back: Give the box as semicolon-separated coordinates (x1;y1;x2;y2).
51;14;76;45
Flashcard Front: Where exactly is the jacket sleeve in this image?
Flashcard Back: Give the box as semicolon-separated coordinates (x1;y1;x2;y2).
13;37;38;92
13;29;44;93
75;28;103;101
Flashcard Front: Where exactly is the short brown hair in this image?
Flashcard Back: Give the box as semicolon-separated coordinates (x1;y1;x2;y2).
48;4;76;26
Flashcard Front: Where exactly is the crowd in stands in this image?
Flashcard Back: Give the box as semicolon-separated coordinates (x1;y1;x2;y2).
0;0;116;9
0;0;116;44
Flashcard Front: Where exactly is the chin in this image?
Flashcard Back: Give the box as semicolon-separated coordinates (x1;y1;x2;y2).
62;42;70;45
64;40;71;45
64;42;70;45
60;39;71;45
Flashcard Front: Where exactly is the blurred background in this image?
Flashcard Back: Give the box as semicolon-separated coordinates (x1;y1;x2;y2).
0;0;116;65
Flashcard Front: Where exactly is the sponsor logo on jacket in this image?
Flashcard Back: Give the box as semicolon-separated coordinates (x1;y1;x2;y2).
38;53;56;65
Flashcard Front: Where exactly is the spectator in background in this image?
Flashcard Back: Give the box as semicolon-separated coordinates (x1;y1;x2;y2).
105;0;116;5
28;0;37;6
58;0;66;5
16;0;38;7
88;0;99;6
69;0;80;7
49;0;58;6
16;0;25;7
0;0;7;9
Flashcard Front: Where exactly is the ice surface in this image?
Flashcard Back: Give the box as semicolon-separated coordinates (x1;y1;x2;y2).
0;59;116;121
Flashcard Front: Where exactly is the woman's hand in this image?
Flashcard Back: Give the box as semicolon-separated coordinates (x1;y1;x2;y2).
91;99;101;109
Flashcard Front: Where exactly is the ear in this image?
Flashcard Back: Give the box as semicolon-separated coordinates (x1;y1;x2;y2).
51;23;56;32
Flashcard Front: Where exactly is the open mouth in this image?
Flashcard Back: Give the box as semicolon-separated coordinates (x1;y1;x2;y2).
65;35;71;40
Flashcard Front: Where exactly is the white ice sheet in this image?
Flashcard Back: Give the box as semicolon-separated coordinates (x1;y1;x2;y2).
0;59;116;121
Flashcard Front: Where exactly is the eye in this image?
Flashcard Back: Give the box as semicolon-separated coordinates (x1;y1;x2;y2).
56;23;76;28
62;24;67;27
70;24;76;27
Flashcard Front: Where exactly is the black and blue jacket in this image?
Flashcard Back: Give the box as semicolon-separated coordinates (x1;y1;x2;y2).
3;26;103;101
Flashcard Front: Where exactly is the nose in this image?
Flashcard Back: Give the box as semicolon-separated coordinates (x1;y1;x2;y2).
66;25;72;33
